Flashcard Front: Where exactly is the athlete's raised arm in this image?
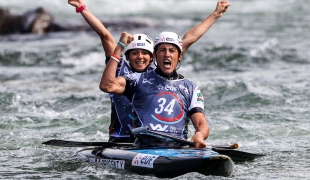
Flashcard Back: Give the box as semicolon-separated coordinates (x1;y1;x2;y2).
68;0;116;57
181;0;231;55
99;32;134;95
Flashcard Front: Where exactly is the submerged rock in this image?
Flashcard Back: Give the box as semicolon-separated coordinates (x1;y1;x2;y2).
0;7;53;35
0;6;152;35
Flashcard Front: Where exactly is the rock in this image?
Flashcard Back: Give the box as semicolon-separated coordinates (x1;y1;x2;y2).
0;7;153;36
0;7;53;35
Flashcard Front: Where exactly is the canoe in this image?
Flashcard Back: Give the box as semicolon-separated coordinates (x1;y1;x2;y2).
78;146;234;178
42;126;265;178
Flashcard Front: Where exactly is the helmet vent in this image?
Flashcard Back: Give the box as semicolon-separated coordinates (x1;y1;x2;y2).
138;36;141;40
146;39;152;44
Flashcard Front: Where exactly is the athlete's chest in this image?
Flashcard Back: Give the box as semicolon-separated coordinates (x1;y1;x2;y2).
138;77;191;98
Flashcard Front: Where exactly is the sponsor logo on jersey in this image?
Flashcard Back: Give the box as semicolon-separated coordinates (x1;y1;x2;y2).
196;92;204;102
157;84;177;91
179;84;189;95
149;123;169;132
142;78;155;84
165;85;177;91
89;157;125;169
149;124;178;134
169;126;178;133
132;153;159;168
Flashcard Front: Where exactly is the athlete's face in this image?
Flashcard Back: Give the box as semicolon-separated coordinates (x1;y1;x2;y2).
154;43;182;75
128;49;152;72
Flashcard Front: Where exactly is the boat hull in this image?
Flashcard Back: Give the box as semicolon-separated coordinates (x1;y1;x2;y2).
80;147;234;178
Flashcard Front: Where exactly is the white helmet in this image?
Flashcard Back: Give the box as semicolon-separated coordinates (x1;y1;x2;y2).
154;31;182;52
124;34;154;55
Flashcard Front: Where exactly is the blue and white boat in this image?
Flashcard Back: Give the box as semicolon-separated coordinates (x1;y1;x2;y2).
43;127;264;178
79;146;234;178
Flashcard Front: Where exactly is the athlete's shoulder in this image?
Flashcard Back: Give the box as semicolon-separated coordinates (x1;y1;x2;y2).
183;76;197;86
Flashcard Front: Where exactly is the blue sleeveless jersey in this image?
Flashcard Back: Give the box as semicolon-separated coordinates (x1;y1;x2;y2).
123;70;205;139
107;57;155;141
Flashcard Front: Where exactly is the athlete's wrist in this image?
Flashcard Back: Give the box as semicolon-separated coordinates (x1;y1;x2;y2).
211;11;222;19
115;44;125;52
195;131;204;137
76;4;86;13
117;41;126;49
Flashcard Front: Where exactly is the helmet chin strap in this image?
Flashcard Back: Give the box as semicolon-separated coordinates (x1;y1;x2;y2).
125;55;133;68
176;60;181;70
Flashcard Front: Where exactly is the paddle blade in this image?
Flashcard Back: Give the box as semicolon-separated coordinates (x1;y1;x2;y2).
42;139;133;147
42;140;100;147
212;147;265;162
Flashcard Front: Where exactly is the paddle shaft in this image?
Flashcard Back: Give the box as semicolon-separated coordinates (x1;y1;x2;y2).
131;126;195;146
132;127;238;149
42;139;238;150
43;126;239;149
42;126;264;161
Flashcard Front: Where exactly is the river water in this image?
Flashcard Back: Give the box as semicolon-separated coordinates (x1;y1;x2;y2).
1;0;309;179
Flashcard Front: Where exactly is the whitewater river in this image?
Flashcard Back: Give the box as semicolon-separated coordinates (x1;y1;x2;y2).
1;0;309;179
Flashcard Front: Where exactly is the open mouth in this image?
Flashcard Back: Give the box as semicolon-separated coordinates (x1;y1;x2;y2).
163;60;171;67
135;61;145;66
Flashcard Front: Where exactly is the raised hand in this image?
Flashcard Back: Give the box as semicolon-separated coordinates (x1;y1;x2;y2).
118;32;134;47
68;0;84;8
214;0;231;17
